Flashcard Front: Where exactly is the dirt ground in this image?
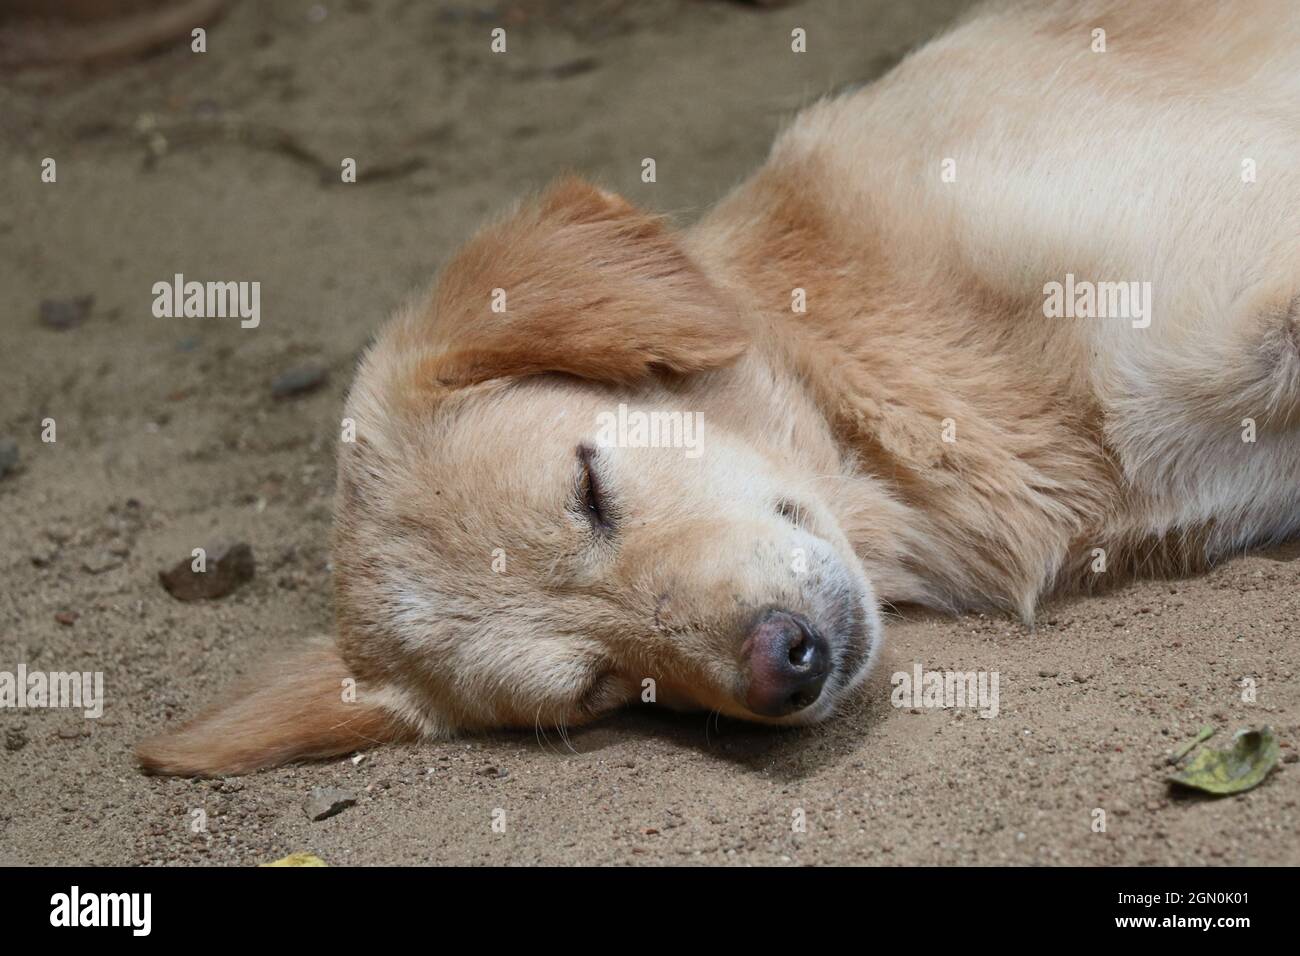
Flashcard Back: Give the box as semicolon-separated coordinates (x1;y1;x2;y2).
1;0;1296;867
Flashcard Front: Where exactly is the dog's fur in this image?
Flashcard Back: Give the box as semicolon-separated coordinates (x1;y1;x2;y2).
138;0;1300;776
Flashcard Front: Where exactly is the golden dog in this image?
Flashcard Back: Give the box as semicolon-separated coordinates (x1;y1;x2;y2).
139;0;1300;775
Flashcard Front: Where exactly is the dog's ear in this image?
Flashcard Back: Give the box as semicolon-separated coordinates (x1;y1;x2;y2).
135;640;415;777
416;177;747;388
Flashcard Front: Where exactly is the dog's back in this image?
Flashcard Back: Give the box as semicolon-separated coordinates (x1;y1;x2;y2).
699;0;1300;569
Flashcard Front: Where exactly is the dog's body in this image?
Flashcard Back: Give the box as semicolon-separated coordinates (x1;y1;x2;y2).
139;0;1300;776
693;0;1300;614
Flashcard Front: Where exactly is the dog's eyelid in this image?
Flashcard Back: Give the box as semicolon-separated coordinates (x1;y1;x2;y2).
572;443;616;534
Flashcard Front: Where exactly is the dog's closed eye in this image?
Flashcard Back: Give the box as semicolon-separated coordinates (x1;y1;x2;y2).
573;444;616;535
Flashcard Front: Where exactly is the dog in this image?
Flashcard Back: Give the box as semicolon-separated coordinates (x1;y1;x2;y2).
138;0;1300;776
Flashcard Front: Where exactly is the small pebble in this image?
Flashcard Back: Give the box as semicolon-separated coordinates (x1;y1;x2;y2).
0;437;17;479
39;295;93;330
271;365;329;399
304;786;357;822
82;551;123;574
159;542;256;601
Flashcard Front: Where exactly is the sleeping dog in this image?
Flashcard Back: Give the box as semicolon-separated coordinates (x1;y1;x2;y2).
138;0;1300;775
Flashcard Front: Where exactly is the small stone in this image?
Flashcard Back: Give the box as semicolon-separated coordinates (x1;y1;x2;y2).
303;786;357;822
159;542;256;601
4;727;27;751
54;611;79;626
550;56;599;79
0;437;17;479
82;551;123;574
1037;669;1058;678
44;524;74;544
271;365;328;399
39;295;94;330
106;538;132;558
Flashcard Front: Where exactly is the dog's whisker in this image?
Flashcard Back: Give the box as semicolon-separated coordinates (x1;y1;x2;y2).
556;717;577;755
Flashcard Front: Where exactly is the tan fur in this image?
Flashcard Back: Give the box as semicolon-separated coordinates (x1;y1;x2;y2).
136;641;414;777
138;0;1300;775
415;179;748;389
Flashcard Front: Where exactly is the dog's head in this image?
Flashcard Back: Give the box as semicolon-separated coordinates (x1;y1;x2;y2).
335;179;882;736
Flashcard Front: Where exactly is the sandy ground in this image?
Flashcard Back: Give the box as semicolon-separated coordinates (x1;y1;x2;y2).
1;0;1297;867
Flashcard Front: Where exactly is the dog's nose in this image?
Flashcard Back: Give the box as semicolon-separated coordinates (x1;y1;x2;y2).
743;609;830;717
